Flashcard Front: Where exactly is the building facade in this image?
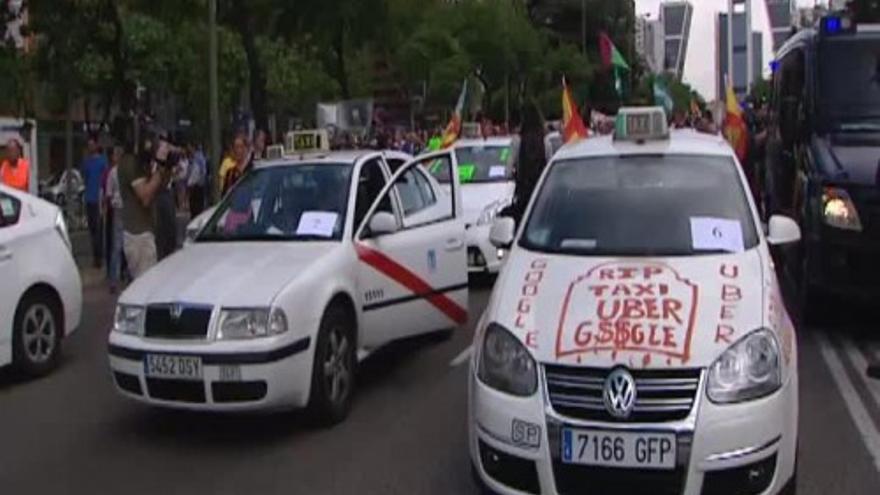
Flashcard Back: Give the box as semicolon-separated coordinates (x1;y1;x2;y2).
635;14;664;73
766;0;795;51
717;9;763;99
661;1;693;78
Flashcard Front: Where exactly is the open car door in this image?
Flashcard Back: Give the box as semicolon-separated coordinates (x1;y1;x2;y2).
355;150;468;343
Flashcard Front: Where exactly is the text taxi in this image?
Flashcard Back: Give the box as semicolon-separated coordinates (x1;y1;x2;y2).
469;108;800;494
108;140;468;424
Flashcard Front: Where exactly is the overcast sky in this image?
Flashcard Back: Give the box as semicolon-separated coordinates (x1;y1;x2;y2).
635;0;827;100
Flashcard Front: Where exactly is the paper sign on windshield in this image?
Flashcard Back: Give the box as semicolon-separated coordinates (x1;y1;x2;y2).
488;166;507;178
296;211;338;237
690;217;744;253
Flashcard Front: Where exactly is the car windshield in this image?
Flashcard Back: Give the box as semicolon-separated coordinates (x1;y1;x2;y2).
429;144;514;184
198;163;352;242
520;154;759;256
819;38;880;129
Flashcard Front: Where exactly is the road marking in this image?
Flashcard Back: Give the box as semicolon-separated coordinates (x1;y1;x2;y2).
450;345;473;367
841;337;880;409
816;331;880;472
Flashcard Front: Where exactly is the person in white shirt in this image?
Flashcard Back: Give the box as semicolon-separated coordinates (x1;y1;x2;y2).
104;146;125;293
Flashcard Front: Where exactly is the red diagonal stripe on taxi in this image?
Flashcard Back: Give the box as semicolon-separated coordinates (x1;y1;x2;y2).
355;243;468;325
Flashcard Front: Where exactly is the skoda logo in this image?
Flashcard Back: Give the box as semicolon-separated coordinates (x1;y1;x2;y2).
603;368;637;419
169;304;183;321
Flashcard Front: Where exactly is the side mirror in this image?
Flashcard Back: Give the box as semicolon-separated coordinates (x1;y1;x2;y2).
367;211;398;237
489;217;516;248
767;215;801;246
184;206;216;245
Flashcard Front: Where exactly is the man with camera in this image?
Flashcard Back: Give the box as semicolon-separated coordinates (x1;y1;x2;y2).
118;138;174;279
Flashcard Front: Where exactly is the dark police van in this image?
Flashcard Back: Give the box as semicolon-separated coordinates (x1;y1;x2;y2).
765;15;880;319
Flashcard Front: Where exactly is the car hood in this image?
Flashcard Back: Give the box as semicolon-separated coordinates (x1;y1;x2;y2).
461;181;515;224
488;249;767;369
819;134;880;185
121;242;340;307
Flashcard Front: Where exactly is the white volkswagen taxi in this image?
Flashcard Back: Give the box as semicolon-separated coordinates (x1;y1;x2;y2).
469;108;800;494
427;137;520;274
108;142;468;424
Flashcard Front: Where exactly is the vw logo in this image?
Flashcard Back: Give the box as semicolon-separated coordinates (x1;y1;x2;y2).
603;368;637;419
169;304;183;320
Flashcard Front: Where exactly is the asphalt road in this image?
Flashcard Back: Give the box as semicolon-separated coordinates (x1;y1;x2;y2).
1;271;880;494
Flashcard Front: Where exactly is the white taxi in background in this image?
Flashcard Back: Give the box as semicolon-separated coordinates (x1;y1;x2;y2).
469;108;800;494
427;137;519;274
0;184;81;376
108;140;468;424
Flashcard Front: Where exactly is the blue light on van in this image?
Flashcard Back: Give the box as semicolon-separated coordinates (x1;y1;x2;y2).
823;16;842;34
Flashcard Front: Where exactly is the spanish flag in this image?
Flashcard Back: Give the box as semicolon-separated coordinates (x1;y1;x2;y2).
441;80;468;149
722;77;748;163
562;78;589;144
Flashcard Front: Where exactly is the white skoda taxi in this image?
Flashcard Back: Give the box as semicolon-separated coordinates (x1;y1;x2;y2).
427;137;520;274
469;108;800;494
108;142;468;423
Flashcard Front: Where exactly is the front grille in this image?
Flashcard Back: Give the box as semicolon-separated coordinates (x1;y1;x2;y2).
545;365;701;423
478;440;540;494
144;304;212;339
146;378;206;403
211;381;268;403
552;463;685;495
114;372;142;396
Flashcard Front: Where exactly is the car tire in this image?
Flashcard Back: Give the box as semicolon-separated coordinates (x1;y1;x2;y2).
12;291;63;377
307;303;356;426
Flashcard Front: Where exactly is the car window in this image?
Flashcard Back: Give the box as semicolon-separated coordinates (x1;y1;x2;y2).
198;163;353;242
429;144;514;184
396;158;454;229
354;158;392;232
0;192;22;229
521;154;759;256
395;167;437;217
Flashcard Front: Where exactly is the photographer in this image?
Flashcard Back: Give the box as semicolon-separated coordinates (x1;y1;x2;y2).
118;138;173;279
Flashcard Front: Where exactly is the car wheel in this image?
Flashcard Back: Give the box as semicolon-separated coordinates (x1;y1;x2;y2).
12;291;62;377
308;303;356;426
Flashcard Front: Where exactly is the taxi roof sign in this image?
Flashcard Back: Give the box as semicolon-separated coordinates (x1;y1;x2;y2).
284;129;330;155
614;106;669;143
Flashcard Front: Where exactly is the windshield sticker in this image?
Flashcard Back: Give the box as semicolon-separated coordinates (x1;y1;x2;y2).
0;198;14;217
488;165;507;178
690;217;744;253
296;211;338;237
555;262;698;366
515;259;549;349
429;159;445;175
459;163;476;183
499;148;511;161
560;239;597;250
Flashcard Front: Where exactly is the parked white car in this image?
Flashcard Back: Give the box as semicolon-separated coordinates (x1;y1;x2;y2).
108;147;468;423
469;108;799;495
426;137;520;274
0;184;82;376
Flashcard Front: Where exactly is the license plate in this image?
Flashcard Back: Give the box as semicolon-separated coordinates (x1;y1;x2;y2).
144;354;202;380
561;428;676;470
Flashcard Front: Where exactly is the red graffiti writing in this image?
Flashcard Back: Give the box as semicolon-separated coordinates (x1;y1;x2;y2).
555;262;698;363
715;264;741;344
516;259;548;349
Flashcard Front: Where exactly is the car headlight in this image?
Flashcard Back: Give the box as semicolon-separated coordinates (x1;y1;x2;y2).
55;212;71;249
478;323;538;396
114;304;145;335
477;200;508;227
707;328;781;404
216;307;288;340
822;187;862;231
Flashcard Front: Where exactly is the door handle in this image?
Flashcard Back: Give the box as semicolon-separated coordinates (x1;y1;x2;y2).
0;246;11;262
445;238;464;252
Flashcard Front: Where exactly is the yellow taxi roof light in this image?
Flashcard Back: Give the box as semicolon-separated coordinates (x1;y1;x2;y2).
284;129;330;155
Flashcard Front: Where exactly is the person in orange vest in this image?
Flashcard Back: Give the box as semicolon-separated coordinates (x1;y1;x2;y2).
0;138;30;193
